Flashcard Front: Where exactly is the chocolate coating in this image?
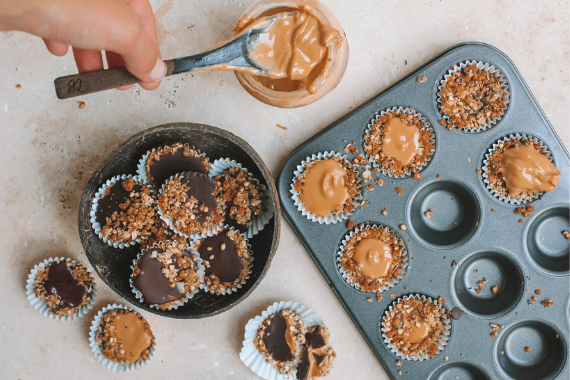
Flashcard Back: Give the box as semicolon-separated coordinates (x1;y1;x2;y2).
149;149;207;188
200;231;242;282
179;172;217;223
297;350;325;380
305;325;326;349
262;312;294;362
95;182;142;226
42;261;88;308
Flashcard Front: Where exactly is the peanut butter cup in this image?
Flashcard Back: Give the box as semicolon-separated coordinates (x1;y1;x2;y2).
297;325;336;380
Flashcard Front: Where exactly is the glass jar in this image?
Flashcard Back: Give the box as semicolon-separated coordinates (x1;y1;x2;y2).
232;0;349;108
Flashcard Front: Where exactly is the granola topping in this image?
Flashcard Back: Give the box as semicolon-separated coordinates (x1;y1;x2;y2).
297;325;336;380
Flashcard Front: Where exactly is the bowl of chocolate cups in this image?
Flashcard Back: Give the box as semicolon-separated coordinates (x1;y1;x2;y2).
79;122;280;318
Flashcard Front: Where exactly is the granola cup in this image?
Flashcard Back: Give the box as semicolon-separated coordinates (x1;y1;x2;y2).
90;174;156;249
363;107;436;179
337;223;408;293
209;158;274;239
26;257;97;321
437;60;510;133
89;304;156;372
482;133;554;204
381;294;451;361
193;225;253;296
240;301;324;380
129;240;204;310
290;151;363;225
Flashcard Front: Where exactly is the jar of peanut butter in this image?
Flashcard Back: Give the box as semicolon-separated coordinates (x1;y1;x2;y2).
232;0;349;108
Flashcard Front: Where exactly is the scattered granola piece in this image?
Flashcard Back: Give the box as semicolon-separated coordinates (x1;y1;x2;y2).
395;188;403;196
436;174;441;178
366;184;374;191
395;360;403;366
390;293;396;299
467;157;471;162
490;332;497;338
562;231;570;239
376;179;385;186
444;355;449;361
367;298;373;303
491;208;495;212
524;347;531;353
476;169;482;174
515;205;535;217
417;76;427;83
492;282;499;295
399;224;407;231
477;280;485;288
346;219;354;230
376;293;383;302
475;289;482;294
451;260;458;268
15;84;21;89
519;219;524;224
424;209;433;218
437;296;446;304
77;101;86;109
275;123;288;130
345;143;358;155
535;289;542;295
439;119;447;128
531;296;537;301
381;208;388;216
398;370;402;376
541;299;553;307
362;200;369;207
490;324;502;331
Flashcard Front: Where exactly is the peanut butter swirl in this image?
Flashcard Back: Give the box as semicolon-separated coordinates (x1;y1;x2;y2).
299;159;348;217
381;117;421;166
352;238;393;278
112;313;153;364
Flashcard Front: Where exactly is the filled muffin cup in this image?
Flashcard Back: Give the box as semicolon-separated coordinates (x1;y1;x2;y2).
26;256;97;321
290;151;362;225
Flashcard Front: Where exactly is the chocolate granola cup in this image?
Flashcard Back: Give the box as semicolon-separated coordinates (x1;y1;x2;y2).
129;240;204;310
140;217;188;249
137;142;210;192
381;294;451;361
157;171;225;239
209;158;273;238
337;223;408;294
290;151;362;225
437;60;510;133
193;225;253;296
240;301;325;380
89;304;156;372
26;257;97;321
363;107;435;180
90;174;156;249
482;133;557;204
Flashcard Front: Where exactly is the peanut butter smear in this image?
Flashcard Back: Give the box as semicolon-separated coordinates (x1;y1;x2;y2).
353;238;393;278
299;159;348;217
381;117;421;165
499;145;561;197
283;313;298;356
407;321;430;344
111;313;153;364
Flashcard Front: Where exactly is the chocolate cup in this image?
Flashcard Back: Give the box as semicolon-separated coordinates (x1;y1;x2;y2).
79;123;280;318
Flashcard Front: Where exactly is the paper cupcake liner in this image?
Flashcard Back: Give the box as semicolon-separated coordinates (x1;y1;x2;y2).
240;301;325;380
136;143;210;192
437;60;510;133
129;240;205;309
381;294;451;361
193;225;254;296
209;158;274;239
26;257;97;321
89;303;156;372
482;133;554;204
90;174;150;249
363;107;436;179
157;172;225;240
337;223;408;293
290;151;363;224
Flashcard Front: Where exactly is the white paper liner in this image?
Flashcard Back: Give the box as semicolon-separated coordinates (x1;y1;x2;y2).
193;225;253;296
437;60;510;133
239;301;325;380
209;158;274;239
381;294;451;361
90;174;151;249
89;303;156;372
136;143;210;192
481;133;554;204
363;107;436;178
157;172;225;240
337;224;408;293
26;257;97;321
129;240;204;309
290;151;363;224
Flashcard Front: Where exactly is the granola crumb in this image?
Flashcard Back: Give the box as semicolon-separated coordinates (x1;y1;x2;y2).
390;293;396;299
519;219;524;224
490;331;498;338
541;299;553;307
535;289;542;295
395;360;403;366
467;157;471;162
77;101;86;109
424;209;433;218
562;231;570;239
399;224;407;231
444;355;449;361
376;179;385;186
490;324;502;331
366;184;374;191
491;208;495;212
417;76;427;83
436;174;441;178
524;347;531;353
345;143;358;155
347;219;354;230
395;188;403;196
439;119;447;127
15;84;21;89
476;169;482;174
398;370;402;376
515;205;535;217
275;123;288;130
531;296;537;301
492;282;499;295
381;208;388;216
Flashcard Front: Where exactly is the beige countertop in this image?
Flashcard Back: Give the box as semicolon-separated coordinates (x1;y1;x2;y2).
1;1;568;379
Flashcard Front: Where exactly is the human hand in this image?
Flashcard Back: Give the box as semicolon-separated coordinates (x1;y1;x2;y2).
0;0;165;91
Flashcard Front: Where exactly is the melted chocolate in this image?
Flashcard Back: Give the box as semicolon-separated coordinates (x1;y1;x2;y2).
297;350;325;380
149;149;207;188
262;311;294;362
305;325;326;349
200;231;242;282
42;261;88;308
132;248;183;305
180;172;217;223
95;182;142;226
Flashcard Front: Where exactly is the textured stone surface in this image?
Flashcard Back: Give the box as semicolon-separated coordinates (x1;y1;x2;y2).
0;0;568;379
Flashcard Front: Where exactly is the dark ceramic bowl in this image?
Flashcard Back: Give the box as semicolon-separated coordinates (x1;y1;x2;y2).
79;123;280;318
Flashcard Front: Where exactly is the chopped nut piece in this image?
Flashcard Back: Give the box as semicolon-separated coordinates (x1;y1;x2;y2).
367;298;373;302
381;208;388;216
15;84;21;89
490;331;497;338
390;293;396;299
395;188;403;195
366;184;374;191
491;208;495;212
439;119;447;127
476;169;482;174
535;289;542;295
467;157;471;162
531;296;537;301
399;224;407;231
436;174;441;178
398;370;402;376
444;355;449;361
77;101;86;109
524;347;531;353
346;219;354;230
395;360;403;366
515;205;535;217
490;324;502;331
376;179;385;186
275;123;288;130
424;209;433;218
417;76;427;83
541;299;553;307
519;219;524;224
562;231;570;239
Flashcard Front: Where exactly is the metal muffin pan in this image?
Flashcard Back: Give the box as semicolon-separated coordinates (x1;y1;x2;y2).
277;42;569;379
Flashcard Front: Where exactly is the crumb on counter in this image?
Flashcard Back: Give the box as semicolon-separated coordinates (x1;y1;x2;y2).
77;101;86;109
275;123;288;130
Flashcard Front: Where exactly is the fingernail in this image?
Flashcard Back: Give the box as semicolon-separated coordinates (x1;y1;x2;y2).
150;58;166;82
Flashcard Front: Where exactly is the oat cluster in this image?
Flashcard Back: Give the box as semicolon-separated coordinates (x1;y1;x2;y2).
145;143;210;186
438;63;506;131
215;167;262;228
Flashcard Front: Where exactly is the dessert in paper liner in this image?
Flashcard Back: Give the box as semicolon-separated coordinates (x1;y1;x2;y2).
482;133;555;204
26;257;97;321
337;223;408;293
209;158;274;239
89;303;156;372
90;174;155;249
290;151;362;224
381;294;451;361
437;60;510;133
157;172;225;240
129;240;204;309
192;225;253;296
136;142;210;192
363;107;436;179
240;301;325;380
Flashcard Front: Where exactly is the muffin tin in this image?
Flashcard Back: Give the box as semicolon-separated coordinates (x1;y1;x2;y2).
277;43;569;379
